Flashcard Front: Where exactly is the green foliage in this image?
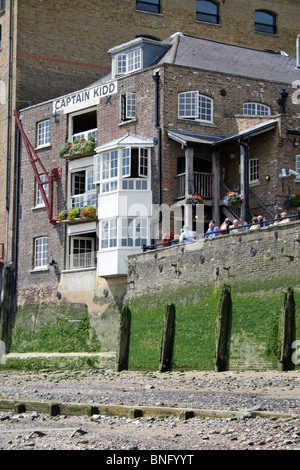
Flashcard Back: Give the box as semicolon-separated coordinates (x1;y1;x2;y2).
58;136;96;157
126;285;300;372
67;207;81;219
10;313;100;353
80;205;96;218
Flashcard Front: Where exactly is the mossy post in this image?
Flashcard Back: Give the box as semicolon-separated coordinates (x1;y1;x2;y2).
159;304;176;373
215;285;232;372
278;287;296;371
116;305;131;372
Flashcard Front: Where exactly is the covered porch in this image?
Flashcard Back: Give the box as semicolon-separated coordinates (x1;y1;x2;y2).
167;119;278;228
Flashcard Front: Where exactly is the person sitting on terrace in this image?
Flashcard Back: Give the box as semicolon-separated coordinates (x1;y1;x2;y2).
279;212;291;224
219;218;231;235
205;220;219;238
179;225;195;243
239;216;249;230
249;216;259;230
257;215;269;227
271;214;280;226
229;219;240;233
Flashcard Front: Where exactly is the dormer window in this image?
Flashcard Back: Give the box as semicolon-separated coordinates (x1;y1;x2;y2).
116;48;142;76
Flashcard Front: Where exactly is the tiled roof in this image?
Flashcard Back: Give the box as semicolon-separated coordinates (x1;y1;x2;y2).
160;33;300;84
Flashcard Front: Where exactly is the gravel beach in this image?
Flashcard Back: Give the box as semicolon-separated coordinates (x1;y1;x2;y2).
0;368;300;451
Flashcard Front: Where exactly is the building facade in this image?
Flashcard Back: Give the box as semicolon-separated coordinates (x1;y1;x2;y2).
1;0;300;271
15;32;300;347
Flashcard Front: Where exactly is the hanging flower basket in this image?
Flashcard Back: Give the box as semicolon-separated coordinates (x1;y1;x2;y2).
284;193;300;209
224;191;244;207
185;194;205;205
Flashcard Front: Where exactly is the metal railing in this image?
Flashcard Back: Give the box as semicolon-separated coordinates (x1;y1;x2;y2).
142;212;300;252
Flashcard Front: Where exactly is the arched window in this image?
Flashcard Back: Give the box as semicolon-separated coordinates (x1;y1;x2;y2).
255;10;276;35
243;102;270;116
196;0;219;24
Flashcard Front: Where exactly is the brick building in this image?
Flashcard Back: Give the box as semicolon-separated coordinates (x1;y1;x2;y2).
2;0;300;270
15;32;300;346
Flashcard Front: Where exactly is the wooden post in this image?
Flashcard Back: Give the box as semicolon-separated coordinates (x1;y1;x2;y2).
215;285;232;372
116;305;131;372
159;304;176;373
278;287;296;371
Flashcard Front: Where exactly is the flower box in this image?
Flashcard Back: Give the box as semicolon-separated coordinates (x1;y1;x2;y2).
59;136;96;158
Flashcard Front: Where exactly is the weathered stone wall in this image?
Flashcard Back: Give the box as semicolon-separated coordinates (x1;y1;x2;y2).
126;221;300;298
123;221;300;371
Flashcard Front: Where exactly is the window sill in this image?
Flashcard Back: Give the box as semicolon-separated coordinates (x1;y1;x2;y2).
119;118;138;126
254;31;279;37
135;9;162;16
249;181;260;187
62;267;95;274
35;143;51;151
30;266;49;273
196;20;221;27
32;205;46;211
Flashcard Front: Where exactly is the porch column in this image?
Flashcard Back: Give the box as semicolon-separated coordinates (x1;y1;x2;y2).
184;146;194;228
212;152;220;227
239;138;250;222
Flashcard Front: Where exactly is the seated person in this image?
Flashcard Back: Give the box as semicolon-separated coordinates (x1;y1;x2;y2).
229;219;240;233
179;225;195;243
239;216;249;230
219;218;231;235
205;221;219;238
249;216;259;230
279;212;291;224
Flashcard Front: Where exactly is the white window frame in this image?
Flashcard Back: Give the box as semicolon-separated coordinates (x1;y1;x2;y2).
35;174;49;207
95;146;149;193
139;148;148;177
121;217;148;248
120;92;136;121
121;147;149;179
34;237;48;269
101;219;118;249
70;236;95;269
296;155;300;179
249;158;259;184
243;102;270;116
70;167;96;208
37;120;50;148
116;48;142;76
178;91;213;123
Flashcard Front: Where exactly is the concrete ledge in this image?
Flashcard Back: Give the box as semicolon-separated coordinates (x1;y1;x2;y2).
1;397;298;421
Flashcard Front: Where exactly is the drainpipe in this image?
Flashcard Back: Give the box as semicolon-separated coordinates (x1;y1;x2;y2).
297;35;300;69
153;69;162;218
239;137;250;222
6;0;13;214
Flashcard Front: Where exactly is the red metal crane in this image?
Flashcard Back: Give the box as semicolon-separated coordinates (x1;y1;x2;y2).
14;109;61;227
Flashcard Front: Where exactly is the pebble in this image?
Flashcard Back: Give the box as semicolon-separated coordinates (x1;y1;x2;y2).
0;369;299;450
